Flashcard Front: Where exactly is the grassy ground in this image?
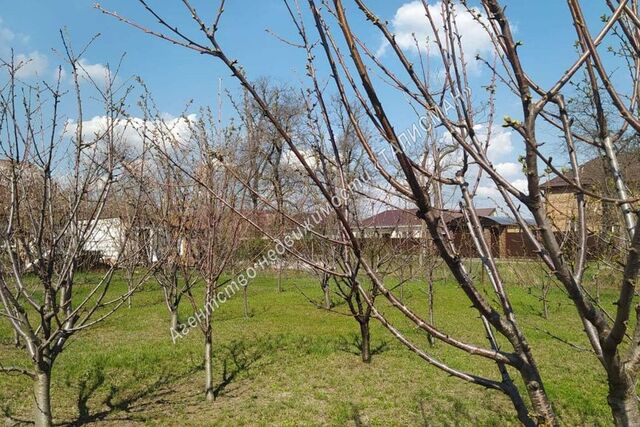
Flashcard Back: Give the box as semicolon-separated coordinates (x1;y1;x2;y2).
0;268;628;426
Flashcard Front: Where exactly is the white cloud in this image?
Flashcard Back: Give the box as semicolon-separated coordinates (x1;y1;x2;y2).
473;124;514;162
0;18;110;83
494;162;521;179
476;184;501;200
65;114;198;153
379;1;493;60
0;17;47;78
77;59;111;84
487;129;513;161
0;17;15;47
0;17;29;47
474;166;528;208
512;178;528;192
14;51;48;78
493;162;527;193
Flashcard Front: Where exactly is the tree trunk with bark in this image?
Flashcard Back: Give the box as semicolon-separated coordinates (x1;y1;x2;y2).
243;285;250;318
321;273;331;309
359;320;371;363
170;309;179;332
33;368;53;427
518;363;557;426
607;363;640;426
204;331;214;401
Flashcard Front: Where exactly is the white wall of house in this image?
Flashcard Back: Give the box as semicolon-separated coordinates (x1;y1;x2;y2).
359;225;423;239
82;218;125;263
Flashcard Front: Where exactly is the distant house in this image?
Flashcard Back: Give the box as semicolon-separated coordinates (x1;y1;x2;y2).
359;207;536;258
80;213;159;266
80;217;153;266
542;152;640;235
447;214;537;259
82;217;126;263
359;207;496;239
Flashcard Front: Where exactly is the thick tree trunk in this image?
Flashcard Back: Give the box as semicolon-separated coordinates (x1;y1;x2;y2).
204;332;214;401
501;379;537;427
520;369;557;426
359;320;371;363
607;371;640;426
170;309;179;331
33;369;52;427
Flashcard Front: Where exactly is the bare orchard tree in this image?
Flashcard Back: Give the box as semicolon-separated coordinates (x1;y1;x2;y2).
102;0;640;424
183;110;246;401
239;79;304;292
301;210;381;362
150;149;198;331
298;98;392;363
138;96;200;332
0;40;152;426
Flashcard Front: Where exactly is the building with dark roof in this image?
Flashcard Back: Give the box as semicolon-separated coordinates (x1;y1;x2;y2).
360;207;496;239
359;207;537;258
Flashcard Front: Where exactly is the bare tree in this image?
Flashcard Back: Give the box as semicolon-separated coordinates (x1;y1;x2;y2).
291;95;384;362
183;110;246;401
135;94;201;332
150;149;198;330
0;38;153;427
233;79;305;292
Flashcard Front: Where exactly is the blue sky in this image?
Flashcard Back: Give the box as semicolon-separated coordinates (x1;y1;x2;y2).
0;1;613;205
0;1;608;115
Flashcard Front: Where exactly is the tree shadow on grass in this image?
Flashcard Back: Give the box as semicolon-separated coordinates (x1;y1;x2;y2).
1;408;31;426
64;364;200;426
417;395;475;427
336;333;388;358
4;336;278;426
209;337;274;400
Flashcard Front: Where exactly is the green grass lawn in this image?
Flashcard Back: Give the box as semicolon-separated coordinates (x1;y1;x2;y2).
0;268;628;426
